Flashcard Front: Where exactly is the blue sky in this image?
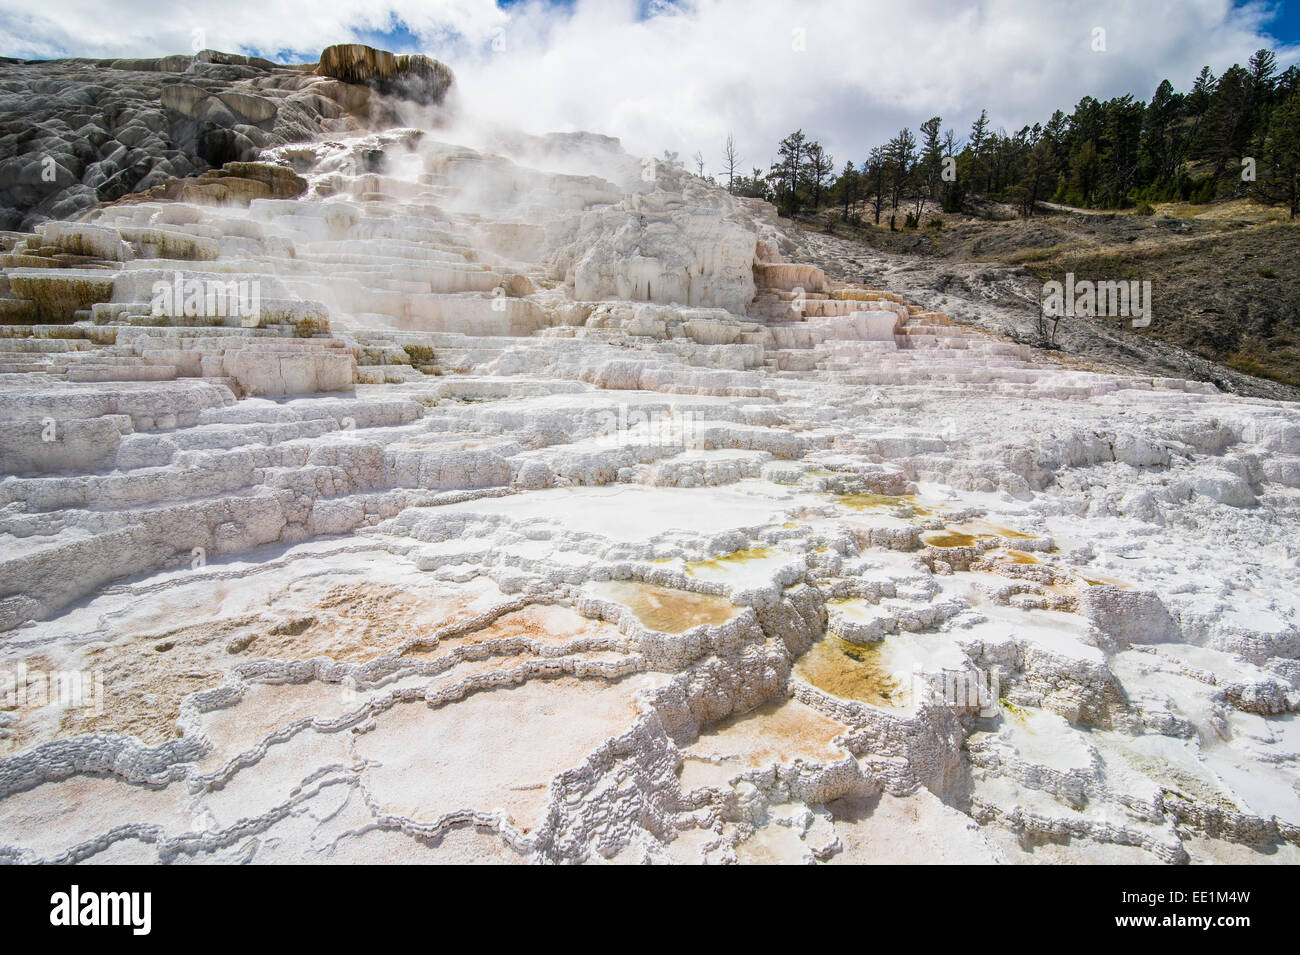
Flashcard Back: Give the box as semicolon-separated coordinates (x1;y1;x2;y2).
1260;0;1300;43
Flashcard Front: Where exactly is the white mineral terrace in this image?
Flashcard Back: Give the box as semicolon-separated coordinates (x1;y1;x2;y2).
0;125;1298;864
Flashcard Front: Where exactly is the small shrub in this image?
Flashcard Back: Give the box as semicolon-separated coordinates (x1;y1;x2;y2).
926;217;944;229
1257;268;1277;279
293;316;327;337
1135;202;1155;216
1190;180;1216;204
903;212;918;229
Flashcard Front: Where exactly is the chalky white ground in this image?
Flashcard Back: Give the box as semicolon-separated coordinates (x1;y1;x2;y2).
1;123;1299;864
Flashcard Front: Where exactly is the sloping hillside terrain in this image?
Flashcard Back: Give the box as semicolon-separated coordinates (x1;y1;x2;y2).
801;205;1300;398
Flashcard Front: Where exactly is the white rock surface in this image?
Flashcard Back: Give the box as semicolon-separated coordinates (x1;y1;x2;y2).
0;116;1298;865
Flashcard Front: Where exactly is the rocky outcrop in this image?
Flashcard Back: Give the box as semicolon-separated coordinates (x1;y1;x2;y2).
0;45;453;230
107;160;308;206
316;44;453;104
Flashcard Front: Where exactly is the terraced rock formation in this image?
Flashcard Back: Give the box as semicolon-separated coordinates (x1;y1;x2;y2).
0;80;1298;863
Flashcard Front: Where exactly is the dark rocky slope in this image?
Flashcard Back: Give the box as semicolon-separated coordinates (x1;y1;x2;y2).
0;44;452;230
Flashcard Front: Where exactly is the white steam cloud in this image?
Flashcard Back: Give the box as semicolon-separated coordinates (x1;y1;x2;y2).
1;0;1295;173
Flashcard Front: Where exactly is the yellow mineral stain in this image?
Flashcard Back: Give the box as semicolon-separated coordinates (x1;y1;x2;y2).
591;580;739;634
837;492;937;516
685;547;774;575
1004;550;1041;564
927;519;1041;549
795;636;902;707
960;519;1037;540
999;698;1029;722
924;530;980;548
1079;573;1128;588
838;492;906;509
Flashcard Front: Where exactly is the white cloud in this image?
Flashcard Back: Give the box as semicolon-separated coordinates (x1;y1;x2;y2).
1;0;1295;174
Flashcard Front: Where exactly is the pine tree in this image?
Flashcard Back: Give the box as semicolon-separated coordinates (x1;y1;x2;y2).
1280;65;1300;98
865;147;886;224
1017;138;1055;216
1203;65;1254;176
1248;49;1280;160
967;109;990;192
916;116;944;217
1249;49;1278;98
1184;65;1218;160
940;128;963;211
885;128;916;221
1069;139;1100;205
1140;80;1183;187
755;45;1294;219
1099;95;1144;206
770;131;808;215
1262;87;1300;217
802;142;834;209
836;160;860;221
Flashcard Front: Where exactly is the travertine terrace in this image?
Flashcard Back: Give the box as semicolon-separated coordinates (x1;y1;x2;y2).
1;51;1298;864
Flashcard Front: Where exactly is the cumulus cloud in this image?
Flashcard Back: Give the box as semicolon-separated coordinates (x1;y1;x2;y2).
1;0;1295;173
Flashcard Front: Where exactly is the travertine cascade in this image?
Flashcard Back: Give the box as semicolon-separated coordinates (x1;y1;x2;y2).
0;103;1298;864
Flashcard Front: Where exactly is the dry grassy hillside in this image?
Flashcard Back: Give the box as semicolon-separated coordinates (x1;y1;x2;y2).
806;201;1300;391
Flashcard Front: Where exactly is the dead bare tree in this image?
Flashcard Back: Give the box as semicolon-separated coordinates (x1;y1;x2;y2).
722;133;741;193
